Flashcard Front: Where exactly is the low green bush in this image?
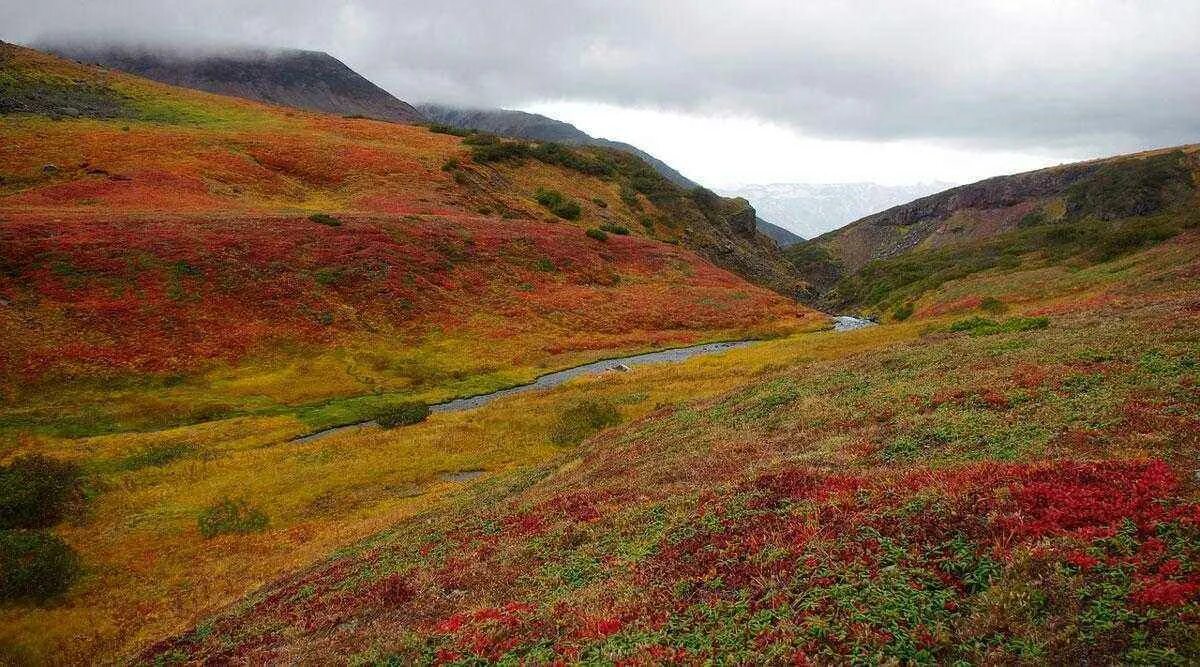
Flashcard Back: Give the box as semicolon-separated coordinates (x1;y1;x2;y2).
979;296;1007;314
198;498;269;539
428;124;470;137
374;402;431;428
0;455;82;530
441;158;459;172
586;228;609;242
592;197;608;208
535;188;582;220
309;213;342;227
948;315;1049;337
892;302;914;321
549;399;620;446
600;223;630;235
0;529;80;603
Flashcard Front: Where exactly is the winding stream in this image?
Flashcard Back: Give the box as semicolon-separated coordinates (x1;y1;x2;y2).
293;340;756;443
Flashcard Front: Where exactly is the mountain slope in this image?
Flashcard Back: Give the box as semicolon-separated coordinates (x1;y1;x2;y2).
42;43;423;123
789;147;1199;309
719;181;953;239
0;43;818;660
418;104;799;247
417;104;696;187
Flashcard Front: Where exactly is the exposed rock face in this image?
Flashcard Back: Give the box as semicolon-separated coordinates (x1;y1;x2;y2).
43;44;422;123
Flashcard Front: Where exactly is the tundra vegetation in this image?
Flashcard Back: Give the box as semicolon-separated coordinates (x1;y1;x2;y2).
0;42;1198;664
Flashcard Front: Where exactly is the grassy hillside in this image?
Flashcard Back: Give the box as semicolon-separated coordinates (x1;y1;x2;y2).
789;147;1199;315
143;227;1200;664
0;43;820;661
0;42;810;440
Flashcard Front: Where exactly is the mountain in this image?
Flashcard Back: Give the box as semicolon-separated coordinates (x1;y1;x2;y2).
6;42;1200;665
41;43;423;123
788;145;1199;311
719;181;954;239
0;42;819;660
418;104;696;187
418;104;798;246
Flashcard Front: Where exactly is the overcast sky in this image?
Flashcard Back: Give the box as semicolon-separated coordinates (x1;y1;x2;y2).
4;1;1199;186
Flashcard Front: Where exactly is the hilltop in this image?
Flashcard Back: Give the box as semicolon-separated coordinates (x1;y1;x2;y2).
789;146;1199;312
42;42;424;123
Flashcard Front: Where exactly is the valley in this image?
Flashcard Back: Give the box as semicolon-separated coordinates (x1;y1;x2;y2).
1;31;1198;666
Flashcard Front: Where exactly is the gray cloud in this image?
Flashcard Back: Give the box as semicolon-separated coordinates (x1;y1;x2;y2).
4;0;1199;155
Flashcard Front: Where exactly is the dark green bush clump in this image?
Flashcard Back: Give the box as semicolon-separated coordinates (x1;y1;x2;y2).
586;228;609;242
1018;210;1047;228
198;498;269;539
592;197;608;208
0;455;82;530
979;296;1008;314
549;399;621;446
0;530;80;603
892;302;914;321
535;189;582;220
374;401;431;428
441;158;459;172
948;316;1049;337
428;124;470;137
108;443;195;473
600;223;630;235
309;213;342;227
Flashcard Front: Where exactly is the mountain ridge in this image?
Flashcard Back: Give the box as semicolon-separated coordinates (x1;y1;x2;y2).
40;42;424;123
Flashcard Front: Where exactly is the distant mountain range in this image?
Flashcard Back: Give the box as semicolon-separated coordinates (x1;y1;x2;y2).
42;43;423;123
719;181;955;239
418;104;803;246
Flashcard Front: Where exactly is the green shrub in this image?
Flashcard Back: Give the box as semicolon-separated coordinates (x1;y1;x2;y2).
428;124;470;137
108;443;195;473
549;399;620;446
0;455;82;530
197;498;269;539
639;216;655;230
592;197;608;208
979;296;1008;314
892;302;914;321
374;401;430;428
441;158;459;172
948;315;1049;337
620;184;642;210
0;529;80;603
309;213;342;227
586;228;609;242
535;188;582;220
600;223;630;235
1018;210;1047;228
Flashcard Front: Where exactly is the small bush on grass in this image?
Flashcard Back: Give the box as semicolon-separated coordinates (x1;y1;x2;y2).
892;302;914;321
549;399;620;446
585;228;609;242
592;197;608;208
980;296;1008;314
0;455;83;530
198;498;269;539
374;401;431;428
535;188;582;220
948;316;1049;337
309;213;342;227
441;158;459;171
600;223;630;235
0;529;80;603
428;124;470;137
